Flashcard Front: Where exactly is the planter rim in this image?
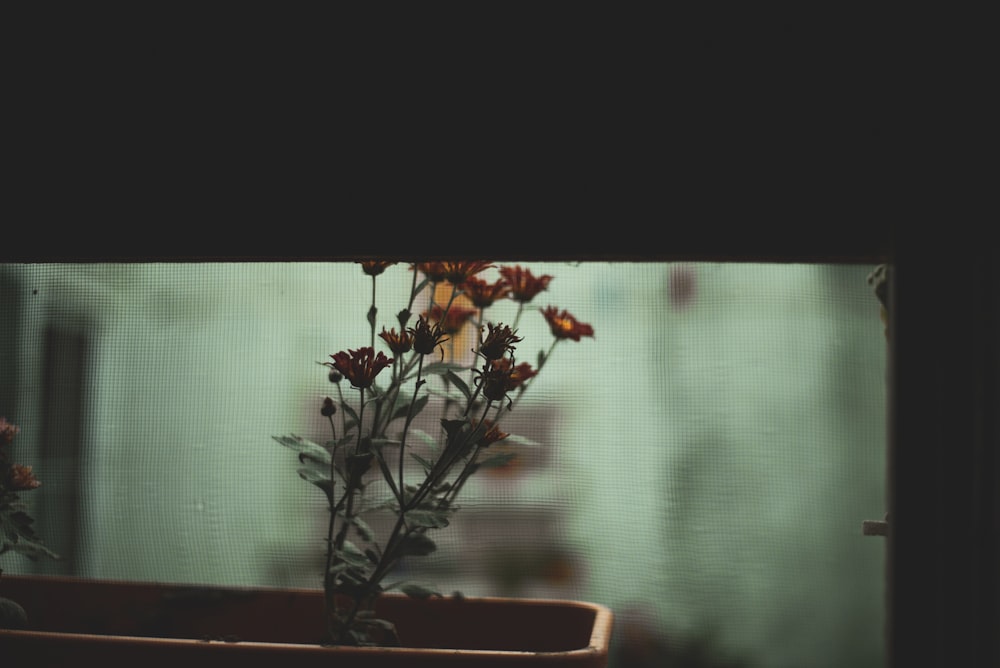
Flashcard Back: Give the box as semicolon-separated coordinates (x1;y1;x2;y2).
1;574;613;660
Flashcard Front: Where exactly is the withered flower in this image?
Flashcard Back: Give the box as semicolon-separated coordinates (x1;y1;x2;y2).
358;261;397;277
540;306;595;342
326;347;393;389
408;315;449;356
379;327;413;355
478;322;522;361
499;265;552;303
462;276;510;308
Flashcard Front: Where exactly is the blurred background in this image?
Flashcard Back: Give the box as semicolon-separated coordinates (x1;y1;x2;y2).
0;261;887;667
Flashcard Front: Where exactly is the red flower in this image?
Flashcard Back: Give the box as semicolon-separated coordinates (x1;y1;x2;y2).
462;276;510;308
326;347;393;389
540;306;594;342
499;266;552;303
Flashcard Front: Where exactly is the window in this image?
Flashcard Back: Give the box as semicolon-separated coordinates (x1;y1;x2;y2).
1;260;896;667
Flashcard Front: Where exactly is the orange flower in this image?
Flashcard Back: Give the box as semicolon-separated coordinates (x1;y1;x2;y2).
498;265;552;303
326;347;393;389
379;327;413;355
540;306;594;342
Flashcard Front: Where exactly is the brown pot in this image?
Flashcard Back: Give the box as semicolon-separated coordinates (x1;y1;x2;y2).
0;575;612;667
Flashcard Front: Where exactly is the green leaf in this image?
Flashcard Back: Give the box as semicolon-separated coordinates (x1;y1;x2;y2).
297;465;333;504
369;437;401;451
407;428;439;450
391;393;428;423
440;418;471;440
297;461;330;485
273;435;331;465
502;433;541;447
409;452;434;473
340;402;360;427
397;532;436;556
405;509;450;529
442;370;471;402
12;540;60;560
400;583;441;599
336;540;373;568
351;516;375;542
476;452;518;469
420;361;467;376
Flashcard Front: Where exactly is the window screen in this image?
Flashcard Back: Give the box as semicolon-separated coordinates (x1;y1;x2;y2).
0;261;887;667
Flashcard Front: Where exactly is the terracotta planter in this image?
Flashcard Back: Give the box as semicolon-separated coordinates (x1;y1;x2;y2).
0;575;612;667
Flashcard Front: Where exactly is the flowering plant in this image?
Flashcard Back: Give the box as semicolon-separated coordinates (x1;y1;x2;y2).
273;261;593;647
0;418;58;576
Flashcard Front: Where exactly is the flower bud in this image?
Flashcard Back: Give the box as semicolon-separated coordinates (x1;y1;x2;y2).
321;397;337;417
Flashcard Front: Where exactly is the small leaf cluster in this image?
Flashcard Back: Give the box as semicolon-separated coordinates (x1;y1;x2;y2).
0;418;59;576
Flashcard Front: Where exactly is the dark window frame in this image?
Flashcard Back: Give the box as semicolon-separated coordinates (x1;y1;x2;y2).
4;226;995;667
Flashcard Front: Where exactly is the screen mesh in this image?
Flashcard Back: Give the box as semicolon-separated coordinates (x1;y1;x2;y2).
0;261;887;667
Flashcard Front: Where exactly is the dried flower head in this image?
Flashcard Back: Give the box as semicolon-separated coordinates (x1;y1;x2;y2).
408;315;449;356
478;322;522;361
